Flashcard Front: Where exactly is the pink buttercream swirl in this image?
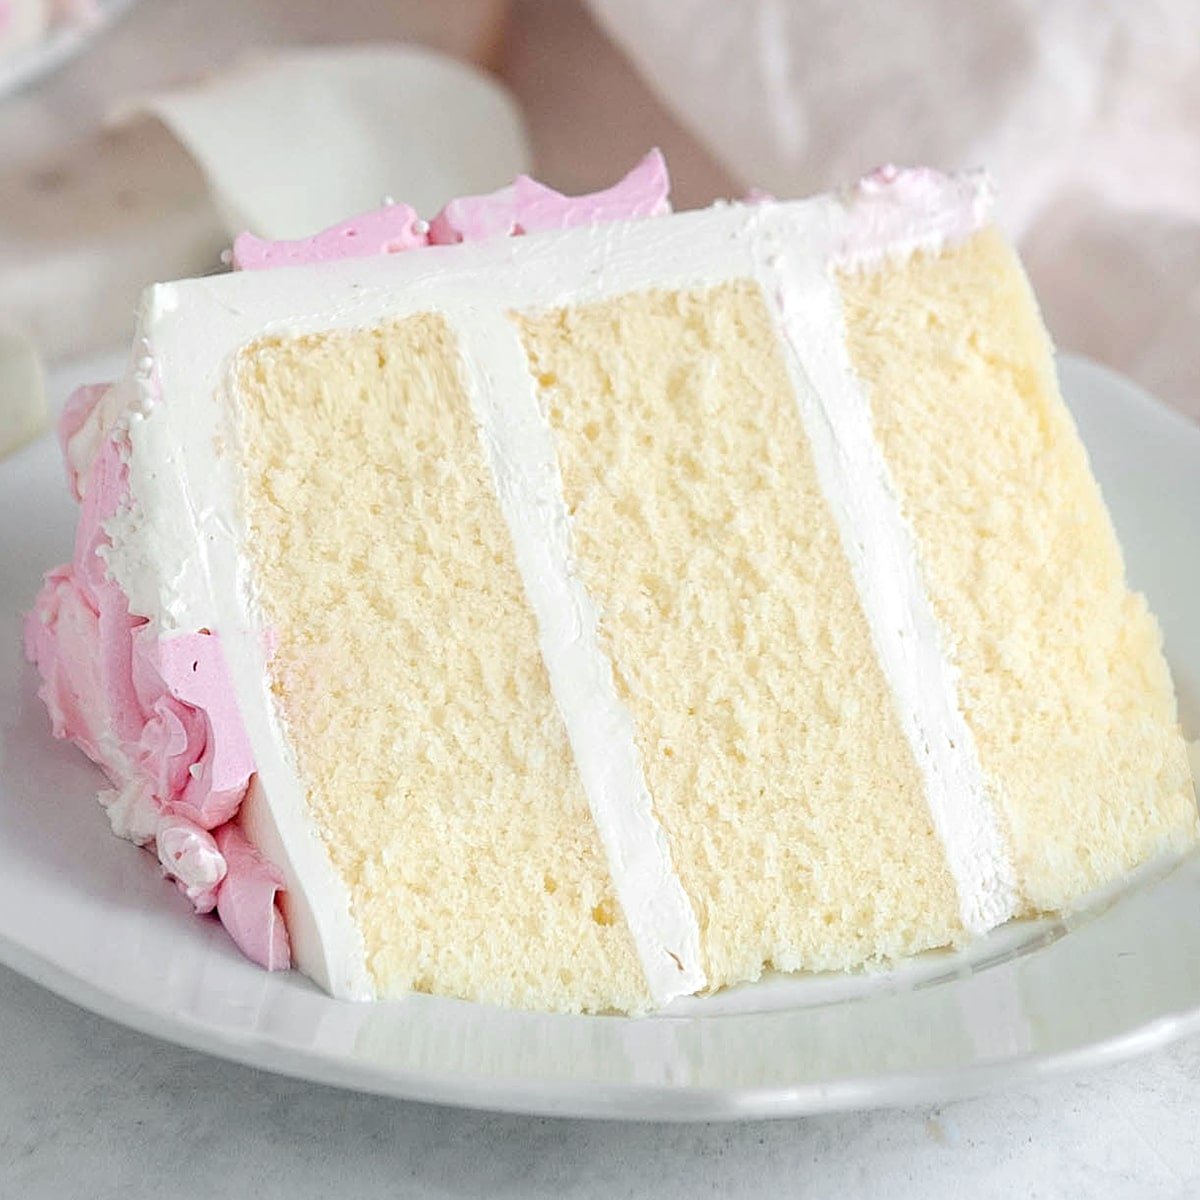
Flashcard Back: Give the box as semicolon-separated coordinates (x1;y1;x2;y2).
231;204;429;271
232;149;669;270
25;150;674;979
24;390;286;968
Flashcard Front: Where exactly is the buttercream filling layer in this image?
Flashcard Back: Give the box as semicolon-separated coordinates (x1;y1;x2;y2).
754;199;1020;935
456;306;706;1006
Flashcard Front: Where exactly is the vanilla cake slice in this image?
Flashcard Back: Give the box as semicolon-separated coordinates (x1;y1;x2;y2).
26;154;1198;1013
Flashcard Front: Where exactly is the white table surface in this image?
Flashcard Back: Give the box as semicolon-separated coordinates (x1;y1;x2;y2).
4;960;1200;1199
3;1;1200;1195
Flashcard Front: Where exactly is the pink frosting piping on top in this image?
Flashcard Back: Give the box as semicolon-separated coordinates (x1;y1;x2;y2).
428;147;670;244
24;389;283;970
230;149;670;271
26;151;676;980
834;164;993;267
232;204;428;272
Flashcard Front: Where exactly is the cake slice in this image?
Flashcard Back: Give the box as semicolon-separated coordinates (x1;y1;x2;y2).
26;153;1197;1013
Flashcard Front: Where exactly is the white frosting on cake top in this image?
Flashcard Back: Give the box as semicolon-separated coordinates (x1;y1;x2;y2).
835;164;996;269
106;171;1015;1003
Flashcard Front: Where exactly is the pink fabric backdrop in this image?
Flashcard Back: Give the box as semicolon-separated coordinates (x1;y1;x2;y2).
587;0;1200;419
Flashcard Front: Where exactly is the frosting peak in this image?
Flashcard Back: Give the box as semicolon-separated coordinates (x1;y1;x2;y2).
232;203;428;272
429;148;670;244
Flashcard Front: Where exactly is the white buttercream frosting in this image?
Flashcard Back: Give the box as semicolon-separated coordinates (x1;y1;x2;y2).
106;289;373;1001
99;776;160;846
753;189;1019;934
456;308;706;1007
155;814;227;905
102;168;1015;1001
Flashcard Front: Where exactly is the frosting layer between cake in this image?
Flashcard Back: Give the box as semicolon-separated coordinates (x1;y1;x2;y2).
754;194;1019;934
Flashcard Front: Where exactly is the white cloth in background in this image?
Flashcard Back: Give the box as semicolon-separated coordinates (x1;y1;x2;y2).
587;0;1200;417
0;41;530;383
121;45;530;241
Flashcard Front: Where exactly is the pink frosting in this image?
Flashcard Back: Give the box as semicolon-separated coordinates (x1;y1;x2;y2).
26;431;146;780
836;164;993;267
25;390;286;970
156;814;225;913
231;149;670;271
214;823;290;971
27;150;675;980
56;383;107;501
232;203;428;272
428;148;669;244
151;631;255;828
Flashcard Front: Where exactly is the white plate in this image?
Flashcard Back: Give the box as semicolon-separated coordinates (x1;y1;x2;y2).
1;354;1198;1121
0;0;139;100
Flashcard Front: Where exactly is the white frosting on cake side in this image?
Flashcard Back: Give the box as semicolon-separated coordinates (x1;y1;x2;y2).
102;171;1017;1001
107;289;374;1001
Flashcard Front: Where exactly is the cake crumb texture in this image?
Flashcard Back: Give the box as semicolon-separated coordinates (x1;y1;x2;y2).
840;229;1198;911
518;281;963;992
234;314;650;1013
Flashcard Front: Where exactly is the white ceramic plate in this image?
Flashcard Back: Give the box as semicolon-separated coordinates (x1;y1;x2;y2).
1;353;1198;1121
0;0;139;100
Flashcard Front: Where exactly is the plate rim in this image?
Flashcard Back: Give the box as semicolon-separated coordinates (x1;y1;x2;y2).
6;922;1200;1122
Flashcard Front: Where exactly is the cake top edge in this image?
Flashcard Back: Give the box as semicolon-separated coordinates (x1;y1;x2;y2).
124;158;996;393
224;150;994;278
835;163;995;269
229;147;672;272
